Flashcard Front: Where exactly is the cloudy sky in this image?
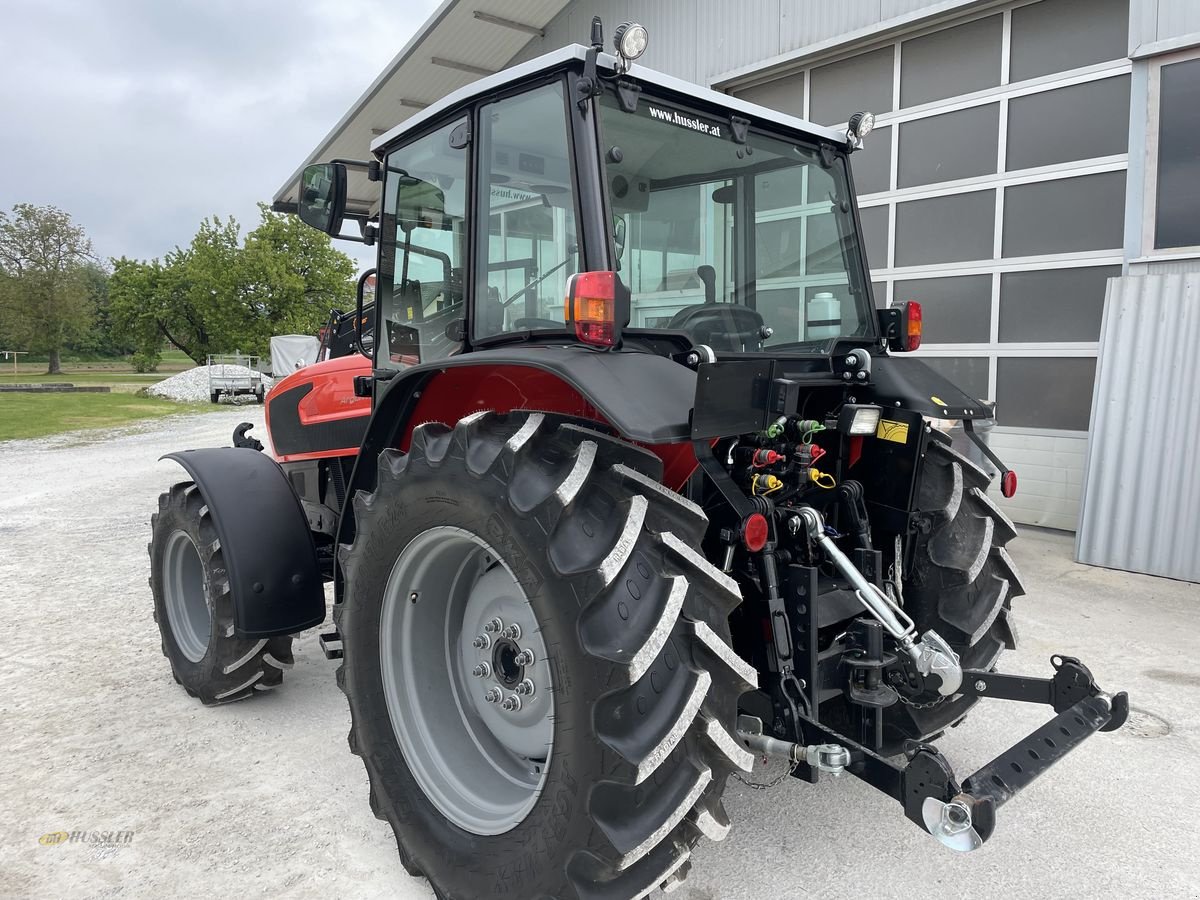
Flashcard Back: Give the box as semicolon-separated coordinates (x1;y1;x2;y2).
0;0;440;267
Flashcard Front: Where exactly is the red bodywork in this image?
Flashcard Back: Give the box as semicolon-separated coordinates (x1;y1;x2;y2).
266;354;372;463
265;357;697;490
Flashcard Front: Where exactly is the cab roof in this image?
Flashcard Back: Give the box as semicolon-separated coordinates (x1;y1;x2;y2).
369;44;847;156
273;30;847;219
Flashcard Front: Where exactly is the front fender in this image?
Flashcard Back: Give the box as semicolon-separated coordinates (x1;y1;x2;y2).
162;448;325;637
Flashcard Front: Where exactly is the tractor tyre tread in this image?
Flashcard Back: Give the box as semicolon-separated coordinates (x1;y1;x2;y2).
335;411;754;900
150;482;293;705
889;431;1025;744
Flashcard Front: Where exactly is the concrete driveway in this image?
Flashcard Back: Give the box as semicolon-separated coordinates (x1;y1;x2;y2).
1;410;1195;899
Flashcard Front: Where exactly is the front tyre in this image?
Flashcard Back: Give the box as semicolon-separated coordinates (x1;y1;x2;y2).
149;483;294;703
337;412;757;900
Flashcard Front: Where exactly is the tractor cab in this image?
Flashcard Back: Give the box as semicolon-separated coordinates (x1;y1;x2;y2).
298;26;910;375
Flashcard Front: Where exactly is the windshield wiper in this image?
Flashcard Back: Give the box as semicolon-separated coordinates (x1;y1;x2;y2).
502;246;578;308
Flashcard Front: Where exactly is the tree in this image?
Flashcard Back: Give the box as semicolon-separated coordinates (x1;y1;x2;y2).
240;205;357;339
110;206;355;366
0;204;95;374
108;258;167;371
66;263;130;358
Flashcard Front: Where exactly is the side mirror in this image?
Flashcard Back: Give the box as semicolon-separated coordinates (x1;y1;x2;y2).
612;215;627;262
298;163;348;235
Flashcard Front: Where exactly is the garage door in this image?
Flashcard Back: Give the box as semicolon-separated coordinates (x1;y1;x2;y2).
733;0;1131;530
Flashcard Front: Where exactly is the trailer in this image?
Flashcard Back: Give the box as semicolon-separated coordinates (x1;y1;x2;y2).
206;354;266;404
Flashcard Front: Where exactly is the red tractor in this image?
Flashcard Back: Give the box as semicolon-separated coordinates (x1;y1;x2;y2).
150;21;1127;900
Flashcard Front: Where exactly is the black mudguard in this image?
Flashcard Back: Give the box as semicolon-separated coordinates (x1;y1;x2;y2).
162;448;325;637
869;356;991;419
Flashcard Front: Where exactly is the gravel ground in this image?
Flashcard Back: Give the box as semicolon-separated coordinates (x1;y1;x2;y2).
1;410;1197;899
147;366;272;403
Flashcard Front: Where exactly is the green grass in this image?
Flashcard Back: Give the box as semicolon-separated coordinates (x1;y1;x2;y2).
0;352;198;393
0;392;200;442
0;371;169;394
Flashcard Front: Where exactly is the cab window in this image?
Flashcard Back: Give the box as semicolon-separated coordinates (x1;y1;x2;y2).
378;118;468;368
474;82;580;340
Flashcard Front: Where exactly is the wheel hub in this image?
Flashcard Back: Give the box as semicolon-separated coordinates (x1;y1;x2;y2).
380;526;554;835
490;638;524;687
161;529;211;663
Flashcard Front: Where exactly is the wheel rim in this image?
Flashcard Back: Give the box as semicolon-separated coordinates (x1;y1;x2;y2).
380;526;554;835
162;529;211;663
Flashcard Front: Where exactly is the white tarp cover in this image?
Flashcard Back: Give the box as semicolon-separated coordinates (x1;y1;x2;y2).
270;335;322;375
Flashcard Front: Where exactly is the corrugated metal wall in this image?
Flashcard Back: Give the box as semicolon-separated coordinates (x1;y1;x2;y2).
1133;0;1200;45
512;0;1200;84
1076;274;1200;582
507;0;990;83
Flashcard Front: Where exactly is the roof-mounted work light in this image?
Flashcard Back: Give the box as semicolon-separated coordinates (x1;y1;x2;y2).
613;22;648;72
846;111;875;151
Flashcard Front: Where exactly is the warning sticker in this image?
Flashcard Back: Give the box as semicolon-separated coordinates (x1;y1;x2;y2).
876;420;910;444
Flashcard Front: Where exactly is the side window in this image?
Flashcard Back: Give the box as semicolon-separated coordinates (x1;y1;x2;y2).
475;82;580;339
378;118;468;368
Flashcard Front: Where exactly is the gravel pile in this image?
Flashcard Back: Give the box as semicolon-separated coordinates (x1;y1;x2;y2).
147;365;273;403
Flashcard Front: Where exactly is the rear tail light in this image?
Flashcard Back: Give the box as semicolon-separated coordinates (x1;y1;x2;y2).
565;271;617;347
742;513;769;552
877;300;923;352
903;300;922;351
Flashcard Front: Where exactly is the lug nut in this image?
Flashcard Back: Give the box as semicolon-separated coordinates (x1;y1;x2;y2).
484;687;503;703
473;634;491;650
514;649;535;666
503;623;522;640
515;679;535;697
484;617;503;634
472;663;491;678
502;694;523;712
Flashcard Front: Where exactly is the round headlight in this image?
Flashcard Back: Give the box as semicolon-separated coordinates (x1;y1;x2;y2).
614;22;649;61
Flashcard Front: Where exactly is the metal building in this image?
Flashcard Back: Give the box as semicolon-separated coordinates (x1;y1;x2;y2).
274;0;1200;535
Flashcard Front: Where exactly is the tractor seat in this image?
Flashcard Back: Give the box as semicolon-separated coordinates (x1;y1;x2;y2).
666;304;766;352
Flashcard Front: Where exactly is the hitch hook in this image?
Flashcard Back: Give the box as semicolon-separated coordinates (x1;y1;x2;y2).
797;506;963;695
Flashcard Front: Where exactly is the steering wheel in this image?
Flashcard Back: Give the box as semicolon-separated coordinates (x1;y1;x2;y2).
666;304;767;352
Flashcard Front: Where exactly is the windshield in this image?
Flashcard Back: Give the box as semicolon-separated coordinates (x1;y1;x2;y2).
598;90;874;350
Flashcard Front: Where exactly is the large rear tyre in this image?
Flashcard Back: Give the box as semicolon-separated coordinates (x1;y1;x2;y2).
336;412;757;900
149;483;294;704
887;431;1024;745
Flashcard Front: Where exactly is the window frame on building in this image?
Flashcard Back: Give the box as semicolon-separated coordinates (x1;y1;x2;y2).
725;0;1132;443
1140;46;1200;260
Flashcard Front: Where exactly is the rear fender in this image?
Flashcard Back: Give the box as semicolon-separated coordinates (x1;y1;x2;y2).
869;356;992;419
162;448;325;637
333;349;700;599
